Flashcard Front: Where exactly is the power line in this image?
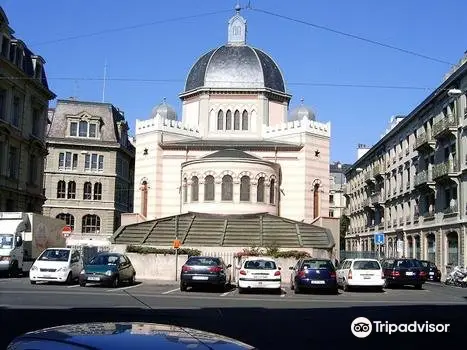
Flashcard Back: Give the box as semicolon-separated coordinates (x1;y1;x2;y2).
250;7;455;66
30;9;233;46
0;76;435;91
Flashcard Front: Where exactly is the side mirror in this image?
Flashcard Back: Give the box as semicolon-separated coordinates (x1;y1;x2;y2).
278;267;282;271
289;266;294;270
16;236;23;247
227;264;232;268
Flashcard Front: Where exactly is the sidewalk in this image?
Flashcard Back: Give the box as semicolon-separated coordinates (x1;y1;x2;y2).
137;279;179;286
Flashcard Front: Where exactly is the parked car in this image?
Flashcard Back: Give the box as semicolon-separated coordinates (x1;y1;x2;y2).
180;256;231;292
289;258;338;294
237;257;281;294
419;260;441;282
30;248;83;285
381;258;427;289
79;253;136;288
336;258;384;291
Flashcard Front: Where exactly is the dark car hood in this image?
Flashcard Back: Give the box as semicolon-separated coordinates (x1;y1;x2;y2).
7;322;256;350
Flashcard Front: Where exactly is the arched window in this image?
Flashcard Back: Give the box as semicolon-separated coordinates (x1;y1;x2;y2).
183;178;188;203
93;182;102;200
191;176;199;202
56;213;75;230
240;176;250;201
257;177;265;202
83;182;92;200
234;110;240;130
67;181;76;199
204;175;215;201
222;175;233;201
225;110;232;130
82;214;100;233
313;183;320;218
242;110;248;130
217;110;224;130
269;178;275;204
141;180;148;218
57;181;66;198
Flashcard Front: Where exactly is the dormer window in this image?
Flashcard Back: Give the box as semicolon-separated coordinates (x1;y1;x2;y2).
69;117;99;138
34;63;42;80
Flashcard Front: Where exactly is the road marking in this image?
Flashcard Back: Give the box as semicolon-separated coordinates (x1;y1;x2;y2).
220;289;235;296
67;284;81;288
106;284;143;292
162;288;180;295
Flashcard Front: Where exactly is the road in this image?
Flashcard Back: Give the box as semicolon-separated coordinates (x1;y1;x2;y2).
1;278;467;349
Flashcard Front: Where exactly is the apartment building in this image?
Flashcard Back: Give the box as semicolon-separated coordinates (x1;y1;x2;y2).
43;100;135;239
329;162;351;218
344;54;467;274
0;8;55;212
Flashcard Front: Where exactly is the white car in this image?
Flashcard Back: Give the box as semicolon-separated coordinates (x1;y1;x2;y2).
336;258;384;291
237;257;281;294
30;248;83;285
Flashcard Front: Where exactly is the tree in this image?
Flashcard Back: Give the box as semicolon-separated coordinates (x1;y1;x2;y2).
339;215;350;249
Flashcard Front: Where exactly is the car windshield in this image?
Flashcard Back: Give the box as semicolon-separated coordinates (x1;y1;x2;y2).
0;234;14;249
420;261;429;267
38;249;70;262
244;260;277;270
395;259;422;268
302;260;333;270
186;257;220;266
353;260;381;270
89;254;120;265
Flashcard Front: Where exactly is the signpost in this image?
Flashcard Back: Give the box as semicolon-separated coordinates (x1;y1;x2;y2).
374;233;385;260
173;239;181;281
62;226;73;238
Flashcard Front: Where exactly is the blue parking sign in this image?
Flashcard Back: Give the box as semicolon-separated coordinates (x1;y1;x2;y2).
374;233;384;245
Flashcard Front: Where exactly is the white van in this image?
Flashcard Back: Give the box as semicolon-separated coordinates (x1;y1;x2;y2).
29;248;83;284
336;258;384;291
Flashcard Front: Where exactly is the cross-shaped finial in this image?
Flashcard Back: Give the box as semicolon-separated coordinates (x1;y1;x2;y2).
300;97;305;105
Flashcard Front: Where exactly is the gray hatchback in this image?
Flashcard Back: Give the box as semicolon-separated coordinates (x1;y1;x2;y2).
180;256;231;292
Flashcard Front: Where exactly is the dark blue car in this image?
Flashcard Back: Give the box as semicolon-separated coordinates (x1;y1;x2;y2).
289;258;338;294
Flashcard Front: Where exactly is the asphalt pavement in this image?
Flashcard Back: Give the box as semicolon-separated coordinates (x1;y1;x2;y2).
1;277;467;349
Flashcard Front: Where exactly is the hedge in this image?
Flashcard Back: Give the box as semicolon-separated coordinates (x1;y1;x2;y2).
126;245;201;257
234;247;311;259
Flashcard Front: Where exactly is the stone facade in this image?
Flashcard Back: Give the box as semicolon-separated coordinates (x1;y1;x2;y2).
344;54;467;276
43;100;135;238
0;8;55;212
329;162;351;218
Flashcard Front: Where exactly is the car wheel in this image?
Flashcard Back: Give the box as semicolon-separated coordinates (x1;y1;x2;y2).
66;272;73;285
30;280;36;285
332;288;339;295
383;279;391;289
290;280;295;290
343;283;349;292
180;282;187;292
129;274;135;285
294;285;301;294
79;282;86;287
112;275;120;288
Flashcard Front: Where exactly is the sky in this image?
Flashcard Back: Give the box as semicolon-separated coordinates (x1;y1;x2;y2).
2;0;466;164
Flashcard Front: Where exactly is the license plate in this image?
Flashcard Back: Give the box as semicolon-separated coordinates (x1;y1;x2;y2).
429;272;434;275
405;272;414;276
256;281;263;285
310;280;325;284
88;276;100;281
192;276;208;281
363;277;371;280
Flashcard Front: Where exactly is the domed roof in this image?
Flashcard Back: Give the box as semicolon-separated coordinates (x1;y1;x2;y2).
288;99;316;121
151;98;177;120
184;45;286;93
183;7;286;94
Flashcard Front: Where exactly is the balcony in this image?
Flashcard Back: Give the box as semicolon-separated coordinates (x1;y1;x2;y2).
363;198;373;209
398;151;403;160
432;159;458;181
405;215;411;224
364;171;374;184
373;164;386;178
414;132;436;152
432;115;458;139
370;193;385;206
443;205;458;219
414;168;435;189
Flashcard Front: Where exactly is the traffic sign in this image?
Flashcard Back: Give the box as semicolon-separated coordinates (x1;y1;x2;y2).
62;226;73;234
374;233;384;245
173;239;181;249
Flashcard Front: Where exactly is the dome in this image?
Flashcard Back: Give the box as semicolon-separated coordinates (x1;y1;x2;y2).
288;99;316;121
151;98;177;120
183;7;286;94
184;45;286;93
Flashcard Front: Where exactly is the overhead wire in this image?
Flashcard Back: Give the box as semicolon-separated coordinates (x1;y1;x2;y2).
249;7;455;66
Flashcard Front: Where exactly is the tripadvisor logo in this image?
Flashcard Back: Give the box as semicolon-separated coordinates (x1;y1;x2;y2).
351;317;450;338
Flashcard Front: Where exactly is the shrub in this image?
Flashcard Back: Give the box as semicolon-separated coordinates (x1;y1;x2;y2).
126;245;201;257
234;247;311;260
